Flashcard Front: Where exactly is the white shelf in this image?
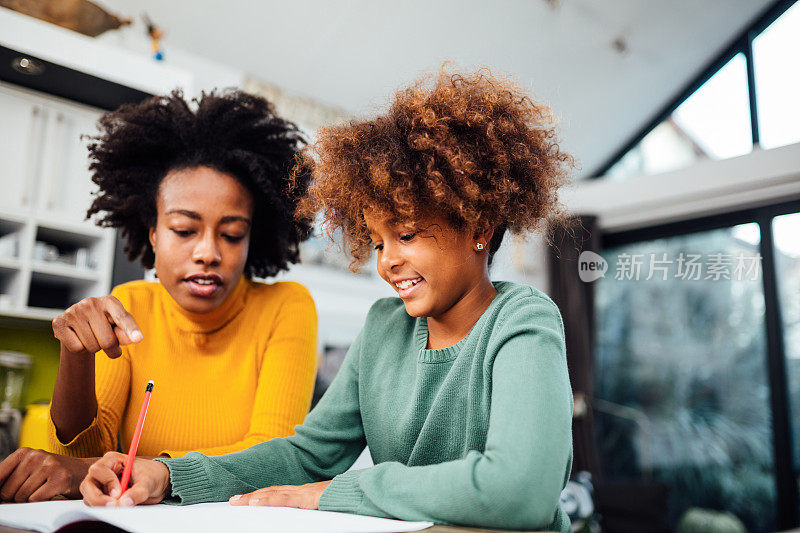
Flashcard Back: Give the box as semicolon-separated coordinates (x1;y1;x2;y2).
0;257;21;271
35;217;108;239
1;213;112;319
1;306;60;321
30;261;98;282
0;213;26;228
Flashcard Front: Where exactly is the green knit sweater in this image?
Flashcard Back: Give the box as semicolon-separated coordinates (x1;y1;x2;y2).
157;281;573;531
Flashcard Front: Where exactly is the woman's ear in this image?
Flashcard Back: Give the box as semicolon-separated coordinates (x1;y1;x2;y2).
149;226;157;250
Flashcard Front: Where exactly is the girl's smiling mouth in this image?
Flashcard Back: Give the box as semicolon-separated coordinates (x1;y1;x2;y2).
393;277;424;298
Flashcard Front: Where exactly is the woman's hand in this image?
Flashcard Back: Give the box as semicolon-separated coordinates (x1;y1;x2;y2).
52;295;142;358
80;452;171;507
0;448;92;502
51;295;143;443
228;480;332;510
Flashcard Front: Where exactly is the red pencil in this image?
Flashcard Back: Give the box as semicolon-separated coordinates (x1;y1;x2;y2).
119;380;154;496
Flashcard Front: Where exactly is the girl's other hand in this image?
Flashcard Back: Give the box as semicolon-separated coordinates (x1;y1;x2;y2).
52;296;142;359
80;452;170;507
228;480;332;510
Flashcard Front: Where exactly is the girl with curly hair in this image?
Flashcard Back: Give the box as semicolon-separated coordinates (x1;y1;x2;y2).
80;70;574;531
0;90;318;503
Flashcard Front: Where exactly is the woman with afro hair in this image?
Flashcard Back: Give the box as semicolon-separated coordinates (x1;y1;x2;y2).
0;90;318;503
81;69;574;531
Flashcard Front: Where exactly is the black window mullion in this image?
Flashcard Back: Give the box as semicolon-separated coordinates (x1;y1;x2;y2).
758;214;798;529
745;33;761;146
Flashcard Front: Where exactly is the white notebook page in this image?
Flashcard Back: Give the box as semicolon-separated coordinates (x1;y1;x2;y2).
0;500;434;533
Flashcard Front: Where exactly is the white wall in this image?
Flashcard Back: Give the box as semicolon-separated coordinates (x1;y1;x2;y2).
94;20;246;96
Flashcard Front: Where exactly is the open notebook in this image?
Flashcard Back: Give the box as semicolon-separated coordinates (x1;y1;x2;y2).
0;501;434;533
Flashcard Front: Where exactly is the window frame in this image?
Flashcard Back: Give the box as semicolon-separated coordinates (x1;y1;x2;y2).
600;198;800;530
591;0;798;178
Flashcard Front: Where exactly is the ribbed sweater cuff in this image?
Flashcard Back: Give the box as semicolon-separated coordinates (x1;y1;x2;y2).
158;449;180;459
46;409;103;457
318;469;365;514
154;453;213;505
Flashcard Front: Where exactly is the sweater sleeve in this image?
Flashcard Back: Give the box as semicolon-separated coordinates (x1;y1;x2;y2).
155;327;366;504
161;290;319;458
47;287;133;457
318;300;573;531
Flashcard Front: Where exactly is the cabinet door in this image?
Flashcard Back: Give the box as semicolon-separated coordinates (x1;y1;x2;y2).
39;107;100;223
0;88;48;212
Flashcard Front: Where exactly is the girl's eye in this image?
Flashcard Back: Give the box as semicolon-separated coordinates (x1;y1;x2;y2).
373;243;384;251
400;233;417;242
223;234;245;243
172;229;193;237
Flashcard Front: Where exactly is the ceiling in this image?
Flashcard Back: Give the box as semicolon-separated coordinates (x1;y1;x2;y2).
96;0;772;178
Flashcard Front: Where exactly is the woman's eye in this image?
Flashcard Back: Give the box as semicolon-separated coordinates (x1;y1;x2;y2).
223;234;245;243
373;243;383;251
172;229;193;237
400;233;417;242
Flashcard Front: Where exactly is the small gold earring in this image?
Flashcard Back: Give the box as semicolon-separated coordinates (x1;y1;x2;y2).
476;242;485;250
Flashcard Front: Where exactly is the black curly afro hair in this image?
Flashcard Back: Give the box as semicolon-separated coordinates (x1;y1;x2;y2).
86;89;312;279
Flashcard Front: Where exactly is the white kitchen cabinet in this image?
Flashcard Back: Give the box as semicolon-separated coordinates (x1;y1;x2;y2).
0;90;43;211
0;82;115;321
37;106;99;223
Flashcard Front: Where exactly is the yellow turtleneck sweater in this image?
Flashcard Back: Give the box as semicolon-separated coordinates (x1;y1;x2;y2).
47;277;318;458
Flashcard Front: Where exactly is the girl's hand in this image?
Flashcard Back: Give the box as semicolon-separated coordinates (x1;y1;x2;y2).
52;296;143;359
80;452;171;507
228;480;332;510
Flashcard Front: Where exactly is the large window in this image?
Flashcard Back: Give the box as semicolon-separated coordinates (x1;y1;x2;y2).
595;224;774;531
595;201;800;529
606;54;752;180
598;0;800;180
753;1;800;150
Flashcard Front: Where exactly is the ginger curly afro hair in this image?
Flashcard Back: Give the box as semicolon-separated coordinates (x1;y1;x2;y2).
295;68;574;270
87;89;312;278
